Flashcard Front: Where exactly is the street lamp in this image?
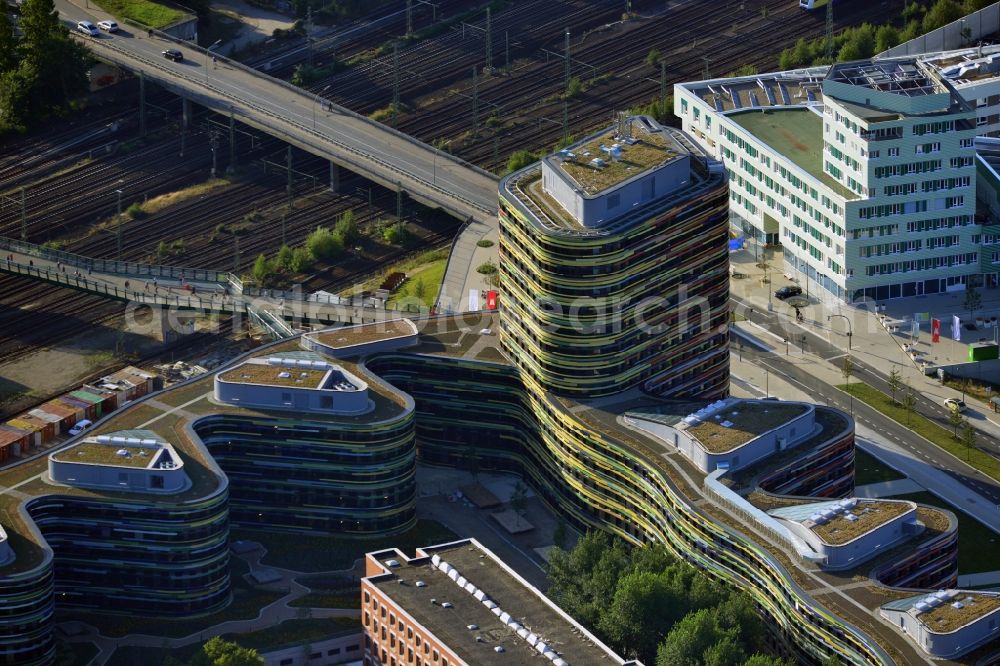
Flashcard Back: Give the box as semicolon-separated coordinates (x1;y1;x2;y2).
828;313;853;350
312;84;331;130
114;183;124;260
206;39;222;81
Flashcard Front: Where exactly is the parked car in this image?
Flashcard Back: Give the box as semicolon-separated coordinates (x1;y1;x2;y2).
774;285;803;300
76;20;99;36
944;398;967;413
97;20;118;32
68;419;93;436
162;48;184;62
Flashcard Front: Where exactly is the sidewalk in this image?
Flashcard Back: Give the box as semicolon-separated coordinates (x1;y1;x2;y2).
729;348;1000;534
729;248;1000;442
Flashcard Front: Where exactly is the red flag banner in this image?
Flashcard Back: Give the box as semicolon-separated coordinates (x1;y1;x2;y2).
932;318;941;343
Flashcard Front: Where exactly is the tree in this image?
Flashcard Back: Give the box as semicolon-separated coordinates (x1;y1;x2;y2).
334;209;358;245
645;48;661;67
306;226;343;261
251;254;271;285
745;655;795;666
546;531;630;627
0;13;17;74
599;570;687;663
565;76;583;98
923;0;964;33
837;24;876;62
276;244;293;270
2;0;90;133
961;417;976;460
948;405;963;437
552;519;567;549
887;366;903;405
901;389;917;425
383;222;410;245
189;637;264;666
507;149;538;174
289;246;312;273
655;607;729;666
874;25;900;53
964;282;982;323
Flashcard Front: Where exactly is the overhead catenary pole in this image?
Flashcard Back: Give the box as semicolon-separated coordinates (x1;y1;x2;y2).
286;145;293;211
115;188;123;260
825;0;833;61
406;0;413;36
505;31;509;73
485;7;492;72
228;109;236;174
660;60;667;107
307;5;314;68
564;28;570;88
392;41;400;127
139;71;146;137
472;65;479;138
20;187;26;241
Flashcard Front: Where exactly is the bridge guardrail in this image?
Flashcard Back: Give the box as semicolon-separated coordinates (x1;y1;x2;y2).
146;26;499;184
82;35;497;217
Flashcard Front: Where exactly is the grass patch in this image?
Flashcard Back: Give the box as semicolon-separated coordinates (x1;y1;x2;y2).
387;258;446;309
142;179;229;216
232;519;458;572
346;247;449;296
890;491;1000;575
91;0;185;28
854;448;906;486
839;383;1000;484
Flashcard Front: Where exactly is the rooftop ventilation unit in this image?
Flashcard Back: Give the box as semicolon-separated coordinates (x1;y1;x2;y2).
456;575;467;587
484;600;498;610
140;439;158;446
115;449;131;457
96;436;112;444
385;559;400;568
553;659;569;666
431;554;441;566
473;590;488;601
535;641;549;654
494;646;505;653
590;158;607;169
441;602;453;609
467;624;478;631
415;581;426;588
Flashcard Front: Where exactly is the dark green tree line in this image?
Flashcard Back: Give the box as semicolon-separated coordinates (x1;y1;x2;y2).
0;0;90;133
547;532;792;666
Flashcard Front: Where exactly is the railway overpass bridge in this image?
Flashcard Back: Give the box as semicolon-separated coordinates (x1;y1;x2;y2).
0;238;438;339
54;2;500;311
60;16;498;224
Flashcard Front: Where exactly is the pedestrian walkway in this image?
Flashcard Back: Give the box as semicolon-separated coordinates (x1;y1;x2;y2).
854;478;924;498
728;248;1000;444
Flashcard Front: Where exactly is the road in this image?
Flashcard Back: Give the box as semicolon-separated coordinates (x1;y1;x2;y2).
56;0;498;225
732;299;1000;507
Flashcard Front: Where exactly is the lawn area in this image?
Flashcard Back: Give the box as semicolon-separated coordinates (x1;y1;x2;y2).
839;383;1000;484
91;0;185;28
54;640;98;666
232;519;458;572
387;257;447;309
76;556;284;638
104;618;359;666
854;448;906;486
890;491;1000;575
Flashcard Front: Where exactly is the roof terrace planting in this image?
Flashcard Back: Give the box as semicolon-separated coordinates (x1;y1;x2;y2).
917;592;1000;633
553;126;678;195
52;429;174;469
682;400;808;453
218;363;329;389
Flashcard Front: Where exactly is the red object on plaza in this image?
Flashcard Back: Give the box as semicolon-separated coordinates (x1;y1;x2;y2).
486;290;498;310
932;318;941;343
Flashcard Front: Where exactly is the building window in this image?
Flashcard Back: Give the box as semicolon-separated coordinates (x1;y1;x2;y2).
281;392;291;403
607;194;620;210
320;396;333;409
150;475;164;489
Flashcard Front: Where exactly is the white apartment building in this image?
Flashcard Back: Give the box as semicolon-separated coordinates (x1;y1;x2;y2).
676;57;982;303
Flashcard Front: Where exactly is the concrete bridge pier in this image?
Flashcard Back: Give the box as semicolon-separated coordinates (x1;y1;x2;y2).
124;303;198;344
182;98;191;129
329;162;340;193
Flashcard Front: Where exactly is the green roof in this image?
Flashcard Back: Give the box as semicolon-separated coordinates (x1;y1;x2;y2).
69;390;105;405
729;109;857;201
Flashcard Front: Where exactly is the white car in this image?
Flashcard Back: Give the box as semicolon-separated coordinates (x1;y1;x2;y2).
944;398;967;413
97;20;119;33
76;20;99;36
68;419;93;436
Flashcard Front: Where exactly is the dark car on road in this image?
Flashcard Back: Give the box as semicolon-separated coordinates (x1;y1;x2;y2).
162;48;183;62
774;285;803;300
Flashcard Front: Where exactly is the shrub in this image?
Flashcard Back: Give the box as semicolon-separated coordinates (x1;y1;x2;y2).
477;260;497;275
289;247;312;273
276;244;293;270
476;239;494;248
251;254;273;285
565;76;583;98
506;150;538;174
334;210;359;245
306;226;344;261
125;202;146;219
383;222;410;245
645;48;661;67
